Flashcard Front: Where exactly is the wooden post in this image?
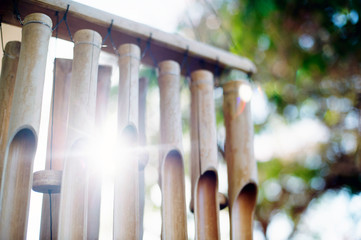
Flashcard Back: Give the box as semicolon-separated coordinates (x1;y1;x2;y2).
158;60;187;239
190;70;220;240
138;76;149;239
87;65;112;239
113;43;140;240
58;29;102;239
222;80;257;240
39;58;72;240
0;13;52;239
0;41;20;186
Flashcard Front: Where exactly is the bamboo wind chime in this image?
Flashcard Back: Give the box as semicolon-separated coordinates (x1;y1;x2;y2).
0;2;258;239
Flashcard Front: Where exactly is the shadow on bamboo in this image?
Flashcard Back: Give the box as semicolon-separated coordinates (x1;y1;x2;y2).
0;128;36;237
196;170;219;240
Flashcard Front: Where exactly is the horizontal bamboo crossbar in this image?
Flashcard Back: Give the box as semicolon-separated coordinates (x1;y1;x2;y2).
0;0;256;75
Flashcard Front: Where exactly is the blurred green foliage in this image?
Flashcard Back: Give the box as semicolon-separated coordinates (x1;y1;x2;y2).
179;0;361;237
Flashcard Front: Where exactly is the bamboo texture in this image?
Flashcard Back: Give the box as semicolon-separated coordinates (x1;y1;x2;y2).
58;29;102;239
40;58;72;240
158;60;187;239
222;80;258;240
87;65;112;239
0;41;20;188
113;43;140;240
0;13;52;239
190;70;220;240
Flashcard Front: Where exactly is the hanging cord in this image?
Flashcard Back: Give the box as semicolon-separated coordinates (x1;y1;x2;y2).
12;0;23;25
102;19;120;56
48;190;53;240
52;4;73;42
214;58;221;87
0;16;4;54
140;34;158;79
141;34;157;66
46;10;60;240
180;47;191;85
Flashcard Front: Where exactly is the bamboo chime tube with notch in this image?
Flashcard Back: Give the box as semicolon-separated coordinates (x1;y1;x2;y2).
87;65;112;239
222;80;258;240
138;76;149;239
190;70;220;240
0;13;52;238
158;60;187;239
0;41;20;186
39;58;72;240
58;29;102;239
114;43;140;239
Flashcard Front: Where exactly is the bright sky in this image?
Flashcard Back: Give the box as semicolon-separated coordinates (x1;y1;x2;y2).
75;0;192;33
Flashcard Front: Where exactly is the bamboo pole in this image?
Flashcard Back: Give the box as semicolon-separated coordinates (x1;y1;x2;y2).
0;13;52;238
158;60;187;239
190;70;220;240
113;43;140;240
58;29;102;239
222;80;257;240
0;41;20;186
39;58;72;240
138;76;149;239
87;65;112;239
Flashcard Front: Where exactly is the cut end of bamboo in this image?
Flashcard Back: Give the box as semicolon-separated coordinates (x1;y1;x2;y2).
231;182;257;240
158;60;180;75
32;170;62;194
23;13;52;29
118;43;141;58
74;29;102;48
4;41;21;58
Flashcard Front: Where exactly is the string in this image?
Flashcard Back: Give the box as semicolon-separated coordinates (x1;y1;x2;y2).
46;10;60;240
12;0;23;25
52;5;73;42
48;190;53;240
141;34;157;66
102;19;119;56
0;17;4;54
180;48;191;86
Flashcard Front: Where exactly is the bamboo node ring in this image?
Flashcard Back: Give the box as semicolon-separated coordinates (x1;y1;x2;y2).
22;20;52;29
74;41;102;49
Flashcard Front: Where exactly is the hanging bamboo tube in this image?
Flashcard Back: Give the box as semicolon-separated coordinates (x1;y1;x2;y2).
190;70;220;240
58;29;102;239
0;13;52;239
138;76;149;239
158;60;187;239
222;80;257;240
87;65;112;239
0;41;20;186
113;43;140;240
38;58;72;240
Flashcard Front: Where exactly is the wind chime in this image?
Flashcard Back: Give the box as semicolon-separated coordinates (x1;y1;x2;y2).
0;1;258;239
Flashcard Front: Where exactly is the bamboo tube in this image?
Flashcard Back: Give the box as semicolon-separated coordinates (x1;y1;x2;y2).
0;41;20;186
113;43;140;240
190;70;220;240
138;76;149;239
58;29;102;239
39;58;72;240
222;80;257;240
0;13;52;239
87;65;112;239
158;60;187;239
